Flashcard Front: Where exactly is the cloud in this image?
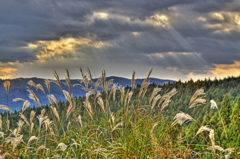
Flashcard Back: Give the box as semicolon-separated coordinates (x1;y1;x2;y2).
27;36;110;62
188;60;240;81
0;0;240;80
0;62;21;79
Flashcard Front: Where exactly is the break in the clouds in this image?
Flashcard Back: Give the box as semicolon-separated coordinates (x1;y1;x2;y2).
0;0;240;81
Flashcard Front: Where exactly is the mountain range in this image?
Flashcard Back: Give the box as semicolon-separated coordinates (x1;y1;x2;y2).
0;76;175;112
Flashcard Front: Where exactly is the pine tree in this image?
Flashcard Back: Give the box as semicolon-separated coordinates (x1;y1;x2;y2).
218;94;231;146
219;94;231;125
229;96;240;144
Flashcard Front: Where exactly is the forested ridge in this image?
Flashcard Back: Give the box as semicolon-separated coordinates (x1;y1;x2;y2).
0;71;240;158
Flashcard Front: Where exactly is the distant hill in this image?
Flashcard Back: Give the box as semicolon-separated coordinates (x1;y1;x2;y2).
0;76;175;112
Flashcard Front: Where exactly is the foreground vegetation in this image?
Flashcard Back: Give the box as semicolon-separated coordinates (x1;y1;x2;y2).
0;69;240;158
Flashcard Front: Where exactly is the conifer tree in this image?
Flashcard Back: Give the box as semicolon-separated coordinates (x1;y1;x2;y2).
229;96;240;144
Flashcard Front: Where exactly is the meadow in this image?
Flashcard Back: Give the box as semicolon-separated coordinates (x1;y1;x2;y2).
0;69;239;158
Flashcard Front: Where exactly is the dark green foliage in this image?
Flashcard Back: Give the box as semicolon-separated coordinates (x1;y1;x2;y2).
1;75;240;157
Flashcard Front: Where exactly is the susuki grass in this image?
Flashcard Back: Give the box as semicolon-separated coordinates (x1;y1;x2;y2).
0;69;238;158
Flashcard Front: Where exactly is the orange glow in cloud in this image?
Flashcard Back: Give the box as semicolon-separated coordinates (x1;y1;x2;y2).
188;61;240;81
28;37;108;62
0;62;18;79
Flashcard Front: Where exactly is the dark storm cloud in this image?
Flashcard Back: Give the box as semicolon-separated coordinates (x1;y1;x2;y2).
0;0;239;79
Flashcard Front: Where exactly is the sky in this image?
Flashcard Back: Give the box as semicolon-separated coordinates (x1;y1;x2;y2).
0;0;240;81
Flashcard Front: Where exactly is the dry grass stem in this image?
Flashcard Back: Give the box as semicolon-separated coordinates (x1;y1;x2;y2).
131;71;135;91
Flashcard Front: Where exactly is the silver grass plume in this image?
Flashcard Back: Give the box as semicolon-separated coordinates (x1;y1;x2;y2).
44;79;50;94
30;123;34;135
150;122;159;149
65;69;72;93
142;82;150;99
17;120;24;133
5;133;23;151
21;100;30;113
97;96;105;114
172;112;194;126
13;98;25;102
210;99;218;110
127;91;133;105
19;113;30;126
78;115;83;127
36;83;45;94
67;105;73;119
63;90;73;106
53;70;62;90
138;69;152;99
119;86;125;105
44;119;51;132
124;89;130;106
79;67;84;78
27;88;41;107
149;87;162;104
189;88;206;108
196;125;215;156
30;110;36;124
7;119;10;131
27;80;36;88
37;109;48;130
48;94;59;107
159;88;177;111
51;105;60;121
3;80;10;94
57;143;67;151
109;84;117;101
151;94;161;110
87;67;93;85
0;105;13;113
25;136;38;154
